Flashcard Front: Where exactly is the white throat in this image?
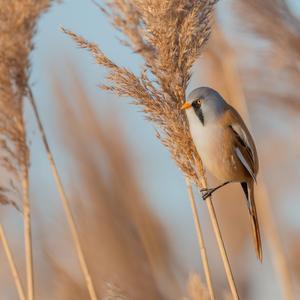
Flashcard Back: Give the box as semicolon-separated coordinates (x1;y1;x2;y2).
185;107;223;172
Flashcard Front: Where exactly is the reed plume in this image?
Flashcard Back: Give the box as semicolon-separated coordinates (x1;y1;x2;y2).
62;0;214;183
0;2;52;300
0;0;50;205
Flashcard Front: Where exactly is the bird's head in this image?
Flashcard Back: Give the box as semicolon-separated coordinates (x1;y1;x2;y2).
181;87;228;125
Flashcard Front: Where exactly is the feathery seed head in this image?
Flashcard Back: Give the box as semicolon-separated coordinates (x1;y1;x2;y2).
64;0;216;183
0;1;52;207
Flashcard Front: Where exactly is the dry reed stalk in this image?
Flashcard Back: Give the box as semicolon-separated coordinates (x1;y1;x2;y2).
185;179;215;300
0;2;53;299
209;23;294;299
22;168;34;300
27;88;98;300
63;1;240;298
193;155;239;299
196;178;239;300
204;198;238;300
0;224;26;300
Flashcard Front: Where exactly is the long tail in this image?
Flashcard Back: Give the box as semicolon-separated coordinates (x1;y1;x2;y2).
241;181;263;262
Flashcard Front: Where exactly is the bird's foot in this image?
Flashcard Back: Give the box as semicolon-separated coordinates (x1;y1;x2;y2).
200;181;231;200
200;188;214;200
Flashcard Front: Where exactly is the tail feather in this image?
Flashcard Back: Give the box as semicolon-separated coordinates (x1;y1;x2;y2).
241;181;263;262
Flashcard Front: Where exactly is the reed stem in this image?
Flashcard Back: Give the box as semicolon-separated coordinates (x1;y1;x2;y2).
27;88;98;300
185;178;215;300
206;198;239;300
22;169;34;300
0;224;26;300
194;155;239;299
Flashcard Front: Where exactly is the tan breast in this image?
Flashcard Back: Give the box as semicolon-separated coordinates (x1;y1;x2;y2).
187;109;249;182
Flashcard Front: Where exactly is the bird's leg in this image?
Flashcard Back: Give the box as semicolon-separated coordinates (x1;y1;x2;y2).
201;181;231;200
200;187;214;193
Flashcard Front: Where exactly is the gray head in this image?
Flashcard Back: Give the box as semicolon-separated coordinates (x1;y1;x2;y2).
183;87;229;125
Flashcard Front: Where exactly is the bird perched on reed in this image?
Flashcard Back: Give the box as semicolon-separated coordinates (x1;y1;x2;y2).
181;87;262;261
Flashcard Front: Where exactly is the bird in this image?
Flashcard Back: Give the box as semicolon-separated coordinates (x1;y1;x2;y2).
181;86;262;261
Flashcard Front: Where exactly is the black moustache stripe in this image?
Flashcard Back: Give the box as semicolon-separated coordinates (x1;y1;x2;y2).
195;107;204;125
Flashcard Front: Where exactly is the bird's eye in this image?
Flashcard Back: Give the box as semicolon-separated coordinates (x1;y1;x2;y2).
197;99;202;105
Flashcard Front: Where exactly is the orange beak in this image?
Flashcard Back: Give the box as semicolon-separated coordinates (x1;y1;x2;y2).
181;102;192;110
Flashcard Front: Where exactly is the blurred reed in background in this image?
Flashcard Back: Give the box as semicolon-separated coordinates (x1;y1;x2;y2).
52;75;180;299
